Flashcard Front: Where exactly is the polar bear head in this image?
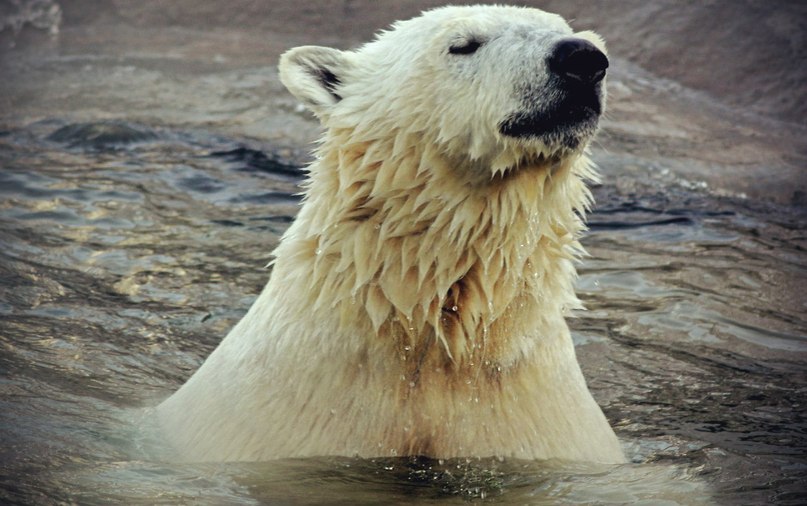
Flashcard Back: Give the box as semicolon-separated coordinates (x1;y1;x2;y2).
280;4;607;178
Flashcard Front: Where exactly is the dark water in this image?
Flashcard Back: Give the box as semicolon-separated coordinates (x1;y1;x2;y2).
1;2;807;505
1;116;804;505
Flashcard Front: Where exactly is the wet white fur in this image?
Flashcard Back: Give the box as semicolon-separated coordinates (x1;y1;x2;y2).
158;5;624;463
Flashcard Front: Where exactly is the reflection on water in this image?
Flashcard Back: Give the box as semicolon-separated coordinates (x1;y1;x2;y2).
1;117;805;504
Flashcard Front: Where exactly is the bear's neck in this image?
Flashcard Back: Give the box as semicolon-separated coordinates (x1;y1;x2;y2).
272;128;595;370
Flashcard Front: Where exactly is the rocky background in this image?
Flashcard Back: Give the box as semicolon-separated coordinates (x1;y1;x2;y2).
1;0;805;204
44;0;807;124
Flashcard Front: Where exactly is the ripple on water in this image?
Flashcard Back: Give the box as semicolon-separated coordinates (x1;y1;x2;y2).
47;121;158;150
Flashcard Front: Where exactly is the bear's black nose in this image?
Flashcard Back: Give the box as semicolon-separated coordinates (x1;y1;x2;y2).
548;38;609;84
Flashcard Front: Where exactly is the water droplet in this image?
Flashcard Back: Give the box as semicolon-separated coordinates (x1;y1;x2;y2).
451;305;458;311
315;248;322;255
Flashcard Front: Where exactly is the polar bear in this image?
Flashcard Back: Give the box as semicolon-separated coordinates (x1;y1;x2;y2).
158;4;624;464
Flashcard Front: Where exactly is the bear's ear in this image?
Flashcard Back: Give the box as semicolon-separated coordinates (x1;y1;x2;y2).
279;46;352;116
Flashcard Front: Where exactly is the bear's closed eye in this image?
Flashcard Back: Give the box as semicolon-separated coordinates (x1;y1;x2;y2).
449;39;482;55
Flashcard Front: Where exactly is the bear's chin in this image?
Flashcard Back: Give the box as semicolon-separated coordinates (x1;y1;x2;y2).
516;150;564;168
499;108;599;151
499;86;602;151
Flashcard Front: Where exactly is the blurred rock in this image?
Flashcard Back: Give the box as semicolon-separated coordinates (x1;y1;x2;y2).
53;0;807;125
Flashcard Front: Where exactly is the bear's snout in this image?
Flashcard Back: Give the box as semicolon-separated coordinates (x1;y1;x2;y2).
548;39;608;85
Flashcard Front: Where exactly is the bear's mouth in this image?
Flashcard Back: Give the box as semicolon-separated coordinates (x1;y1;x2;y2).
499;85;602;149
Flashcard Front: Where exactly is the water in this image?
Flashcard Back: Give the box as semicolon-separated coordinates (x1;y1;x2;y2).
1;2;806;505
